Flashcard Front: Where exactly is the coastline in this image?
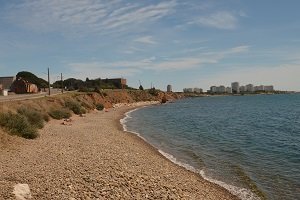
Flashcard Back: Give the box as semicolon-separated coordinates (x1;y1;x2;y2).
119;103;260;200
0;102;238;199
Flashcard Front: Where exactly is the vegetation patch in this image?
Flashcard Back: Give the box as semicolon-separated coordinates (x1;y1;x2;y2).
96;103;104;111
17;107;45;129
65;99;86;115
0;112;38;139
48;108;71;120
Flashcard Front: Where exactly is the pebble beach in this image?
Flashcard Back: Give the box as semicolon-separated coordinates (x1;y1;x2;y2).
0;103;238;199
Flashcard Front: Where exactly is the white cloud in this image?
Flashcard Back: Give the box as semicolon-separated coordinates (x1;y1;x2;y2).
5;0;177;35
134;36;157;45
67;45;249;78
193;11;238;30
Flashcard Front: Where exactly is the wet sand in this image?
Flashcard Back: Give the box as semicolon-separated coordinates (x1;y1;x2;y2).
0;103;239;199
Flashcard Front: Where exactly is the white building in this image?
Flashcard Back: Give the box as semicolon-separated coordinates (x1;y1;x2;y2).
226;87;232;93
167;85;172;92
231;82;240;94
246;84;254;92
255;85;265;91
217;85;226;93
194;88;203;93
183;88;194;93
264;85;274;92
210;86;217;93
240;86;246;92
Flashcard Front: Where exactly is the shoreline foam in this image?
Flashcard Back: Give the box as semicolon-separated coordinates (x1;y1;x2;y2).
0;101;238;199
120;104;260;200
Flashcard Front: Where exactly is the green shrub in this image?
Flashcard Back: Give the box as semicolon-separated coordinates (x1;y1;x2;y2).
0;112;38;139
96;103;104;111
17;107;44;129
43;113;50;122
48;108;71;120
65;99;85;115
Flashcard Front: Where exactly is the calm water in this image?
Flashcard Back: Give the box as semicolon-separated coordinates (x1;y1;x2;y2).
122;94;300;200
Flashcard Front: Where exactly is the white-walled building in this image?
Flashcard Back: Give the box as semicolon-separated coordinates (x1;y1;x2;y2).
183;88;194;93
226;87;232;93
194;88;203;93
167;85;172;92
217;85;226;93
210;86;217;93
264;85;274;92
255;85;265;91
240;86;246;92
246;84;254;92
231;82;240;94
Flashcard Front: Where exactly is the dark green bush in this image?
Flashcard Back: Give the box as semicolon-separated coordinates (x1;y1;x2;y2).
43;113;50;122
48;108;71;120
65;99;85;115
96;103;104;111
17;107;45;129
0;112;38;139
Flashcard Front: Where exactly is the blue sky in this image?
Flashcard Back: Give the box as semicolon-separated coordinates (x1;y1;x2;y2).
0;0;300;91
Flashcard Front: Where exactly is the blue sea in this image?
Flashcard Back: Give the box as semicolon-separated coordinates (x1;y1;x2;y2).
121;94;300;200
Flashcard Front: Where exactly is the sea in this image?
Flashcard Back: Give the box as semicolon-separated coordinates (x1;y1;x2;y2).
121;94;300;200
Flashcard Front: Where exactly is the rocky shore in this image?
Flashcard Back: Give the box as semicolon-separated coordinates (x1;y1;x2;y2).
0;103;238;200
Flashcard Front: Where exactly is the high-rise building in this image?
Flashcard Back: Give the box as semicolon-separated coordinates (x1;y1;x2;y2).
246;84;254;92
240;86;246;92
210;86;217;93
226;87;232;93
217;85;226;93
167;85;172;92
231;82;240;94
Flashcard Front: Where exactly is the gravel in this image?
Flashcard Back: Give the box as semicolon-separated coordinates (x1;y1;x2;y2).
0;105;239;200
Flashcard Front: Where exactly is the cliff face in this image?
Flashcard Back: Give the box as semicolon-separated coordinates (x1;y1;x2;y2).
0;90;183;140
90;90;183;108
0;90;183;117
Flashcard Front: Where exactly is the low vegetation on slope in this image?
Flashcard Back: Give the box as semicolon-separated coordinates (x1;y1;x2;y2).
0;90;181;140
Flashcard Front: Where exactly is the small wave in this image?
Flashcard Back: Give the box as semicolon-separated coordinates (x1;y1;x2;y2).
158;150;260;200
120;108;140;131
200;170;261;200
120;107;261;200
158;150;198;173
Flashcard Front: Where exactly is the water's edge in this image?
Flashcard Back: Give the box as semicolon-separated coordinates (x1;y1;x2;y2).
120;105;260;200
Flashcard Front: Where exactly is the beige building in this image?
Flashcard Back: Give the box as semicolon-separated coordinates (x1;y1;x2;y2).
0;76;16;91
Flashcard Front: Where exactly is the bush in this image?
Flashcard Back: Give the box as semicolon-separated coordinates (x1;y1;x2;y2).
65;99;86;115
48;108;71;120
149;88;159;96
17;107;45;129
0;112;38;139
43;113;50;122
96;103;104;111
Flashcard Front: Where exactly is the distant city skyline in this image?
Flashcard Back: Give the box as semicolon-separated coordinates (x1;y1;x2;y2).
0;1;300;92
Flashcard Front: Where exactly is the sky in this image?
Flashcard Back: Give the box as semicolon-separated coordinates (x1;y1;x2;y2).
0;0;300;92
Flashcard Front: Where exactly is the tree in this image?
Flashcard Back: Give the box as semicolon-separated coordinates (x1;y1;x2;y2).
16;71;48;89
139;85;144;90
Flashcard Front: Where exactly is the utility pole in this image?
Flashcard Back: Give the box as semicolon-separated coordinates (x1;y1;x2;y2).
48;67;51;96
61;73;63;93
